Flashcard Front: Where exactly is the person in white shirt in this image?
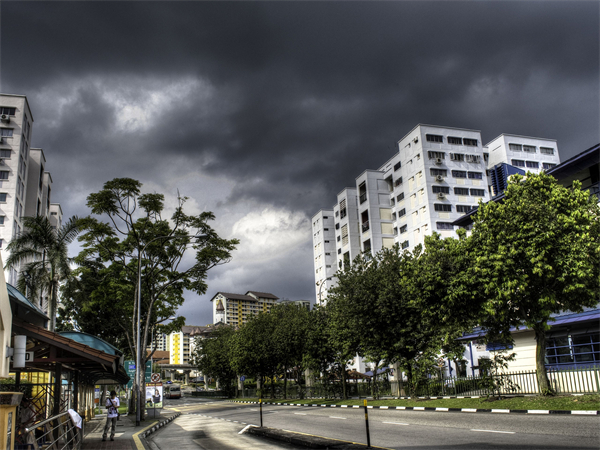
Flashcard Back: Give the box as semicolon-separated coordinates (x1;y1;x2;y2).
102;391;120;442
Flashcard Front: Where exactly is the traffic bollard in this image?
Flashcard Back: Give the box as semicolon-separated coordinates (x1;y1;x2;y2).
364;399;371;448
259;398;263;427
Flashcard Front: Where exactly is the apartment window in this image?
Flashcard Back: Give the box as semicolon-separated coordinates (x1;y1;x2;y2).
523;145;536;153
449;153;465;162
483;153;489;162
454;187;469;196
401;240;409;249
543;163;557;170
359;182;367;204
457;205;475;213
0;171;8;180
0;150;10;158
0;216;4;225
0;129;13;137
432;186;450;194
394;161;401;171
463;138;478;146
0;239;3;249
325;252;331;255
470;189;485;197
394;177;403;187
338;248;342;254
324;240;330;243
0;107;16;116
430;169;447;177
452;170;467;178
436;222;453;230
511;159;525;167
428;151;445;160
468;172;483;179
0;193;6;202
397;208;406;218
341;224;349;246
336;236;341;242
434;204;452;212
335;223;340;230
465;154;481;163
396;193;405;202
426;134;444;143
323;216;329;219
448;136;462;145
399;225;407;233
335;211;339;217
509;143;522;151
524;161;539;169
340;199;347;219
540;147;554;155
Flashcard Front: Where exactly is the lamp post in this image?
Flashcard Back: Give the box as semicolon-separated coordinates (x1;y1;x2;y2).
316;277;333;305
135;233;206;426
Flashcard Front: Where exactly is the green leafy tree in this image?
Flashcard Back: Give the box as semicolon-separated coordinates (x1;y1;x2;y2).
192;325;237;397
270;303;310;399
231;311;279;398
468;172;600;394
76;178;238;413
6;215;81;331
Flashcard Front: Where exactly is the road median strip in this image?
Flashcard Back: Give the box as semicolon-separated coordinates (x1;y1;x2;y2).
229;400;599;415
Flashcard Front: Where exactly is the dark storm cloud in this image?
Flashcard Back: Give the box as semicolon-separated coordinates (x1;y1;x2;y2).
3;1;597;215
0;2;598;323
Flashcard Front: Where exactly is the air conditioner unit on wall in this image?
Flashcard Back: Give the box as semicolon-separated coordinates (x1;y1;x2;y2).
435;158;443;165
435;175;444;182
437;192;445;199
0;114;9;123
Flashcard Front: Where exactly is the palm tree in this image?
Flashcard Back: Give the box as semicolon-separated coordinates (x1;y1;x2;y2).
6;215;81;331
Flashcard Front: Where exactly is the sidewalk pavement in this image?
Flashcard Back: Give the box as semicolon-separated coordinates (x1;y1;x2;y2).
81;411;180;450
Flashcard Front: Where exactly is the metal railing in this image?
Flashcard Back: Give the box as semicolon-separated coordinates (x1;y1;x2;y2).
24;411;82;450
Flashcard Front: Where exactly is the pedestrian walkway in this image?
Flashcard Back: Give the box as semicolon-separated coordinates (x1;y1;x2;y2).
82;411;178;450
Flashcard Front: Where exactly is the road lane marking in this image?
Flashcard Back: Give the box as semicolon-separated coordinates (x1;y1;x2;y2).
471;429;515;434
329;416;347;419
383;422;409;425
294;413;307;415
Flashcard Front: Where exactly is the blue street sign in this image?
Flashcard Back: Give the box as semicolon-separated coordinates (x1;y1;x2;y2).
240;376;246;382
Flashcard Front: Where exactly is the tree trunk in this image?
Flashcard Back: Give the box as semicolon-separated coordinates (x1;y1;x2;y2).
341;363;347;400
534;325;553;395
270;374;275;399
49;278;58;332
283;365;287;400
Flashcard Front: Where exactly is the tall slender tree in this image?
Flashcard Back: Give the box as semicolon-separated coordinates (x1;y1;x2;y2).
6;215;81;331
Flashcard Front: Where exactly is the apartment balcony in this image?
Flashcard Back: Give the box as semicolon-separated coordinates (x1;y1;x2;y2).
359;193;367;204
361;221;370;233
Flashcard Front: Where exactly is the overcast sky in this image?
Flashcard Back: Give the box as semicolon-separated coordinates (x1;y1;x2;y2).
1;1;598;327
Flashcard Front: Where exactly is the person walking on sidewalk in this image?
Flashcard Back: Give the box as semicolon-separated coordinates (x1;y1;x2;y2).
103;390;120;442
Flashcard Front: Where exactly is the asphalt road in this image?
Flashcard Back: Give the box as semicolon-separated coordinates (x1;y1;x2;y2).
161;396;600;449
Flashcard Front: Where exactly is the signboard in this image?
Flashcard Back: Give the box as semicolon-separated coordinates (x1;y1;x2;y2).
240;376;245;382
145;383;163;409
125;360;152;389
10;352;34;363
151;373;161;382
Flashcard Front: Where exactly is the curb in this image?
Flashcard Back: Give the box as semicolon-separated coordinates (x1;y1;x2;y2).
138;412;181;438
229;400;599;416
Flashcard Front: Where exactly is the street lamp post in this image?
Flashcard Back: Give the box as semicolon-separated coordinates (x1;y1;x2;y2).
135;233;206;426
316;277;333;305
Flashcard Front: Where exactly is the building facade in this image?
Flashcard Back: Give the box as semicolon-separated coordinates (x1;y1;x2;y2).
312;124;561;304
0;94;61;286
210;291;279;327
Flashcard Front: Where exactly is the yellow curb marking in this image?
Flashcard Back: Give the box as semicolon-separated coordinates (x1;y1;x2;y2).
280;429;393;450
132;420;159;450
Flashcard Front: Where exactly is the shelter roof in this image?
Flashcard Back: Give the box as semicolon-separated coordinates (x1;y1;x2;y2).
11;319;129;385
7;284;48;320
58;331;122;356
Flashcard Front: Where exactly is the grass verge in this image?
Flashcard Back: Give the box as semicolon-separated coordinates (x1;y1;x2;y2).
235;394;600;411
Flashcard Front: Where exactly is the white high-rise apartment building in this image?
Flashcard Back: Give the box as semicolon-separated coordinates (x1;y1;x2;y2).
312;124;560;304
0;94;61;285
